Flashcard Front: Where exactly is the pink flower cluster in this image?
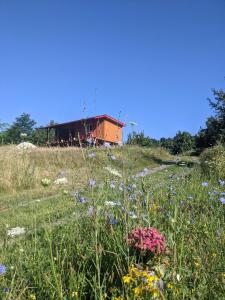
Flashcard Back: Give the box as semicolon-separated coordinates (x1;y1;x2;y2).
128;227;166;254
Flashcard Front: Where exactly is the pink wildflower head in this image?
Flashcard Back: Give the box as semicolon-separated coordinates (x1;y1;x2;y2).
128;227;166;254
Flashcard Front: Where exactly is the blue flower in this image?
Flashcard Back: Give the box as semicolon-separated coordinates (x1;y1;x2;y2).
218;179;225;186
109;217;118;225
220;192;225;196
202;182;208;187
78;196;87;203
219;197;225;204
0;264;7;276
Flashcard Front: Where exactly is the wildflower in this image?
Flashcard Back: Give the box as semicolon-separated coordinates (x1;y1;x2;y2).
202;182;208;187
176;274;181;281
0;264;7;276
87;206;94;216
88;152;96;158
78;196;87;203
88;179;96;187
71;291;79;297
105;201;117;206
187;196;193;200
219;179;225;186
220;197;225;204
104;142;111;148
41;178;51;187
123;275;133;284
29;294;36;300
128;211;137;219
110;182;116;189
216;228;221;237
109;217;118;225
133;286;142;296
167;283;173;289
54;177;68;185
128;227;166;254
221;192;225;196
104;166;122;178
7;227;25;237
109;154;116;160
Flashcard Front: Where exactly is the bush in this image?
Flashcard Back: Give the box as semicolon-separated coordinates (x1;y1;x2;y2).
200;145;225;179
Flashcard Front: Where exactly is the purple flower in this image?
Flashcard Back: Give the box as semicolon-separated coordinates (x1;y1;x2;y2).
88;179;96;187
88;152;96;158
202;182;208;187
87;206;94;216
78;196;87;203
109;217;118;225
220;192;225;196
0;264;7;276
219;197;225;204
218;179;225;186
110;182;116;189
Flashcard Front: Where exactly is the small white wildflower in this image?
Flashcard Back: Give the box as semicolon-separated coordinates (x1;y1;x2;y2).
105;201;117;207
104;166;122;178
54;177;68;185
8;227;25;237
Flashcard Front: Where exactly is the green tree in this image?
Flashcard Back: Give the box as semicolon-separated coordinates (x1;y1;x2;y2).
5;113;36;144
127;131;159;147
196;87;225;151
172;131;194;154
0;121;8;145
159;137;174;152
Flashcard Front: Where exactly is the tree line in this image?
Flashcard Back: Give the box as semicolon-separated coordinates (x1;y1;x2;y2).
127;86;225;154
0;84;224;153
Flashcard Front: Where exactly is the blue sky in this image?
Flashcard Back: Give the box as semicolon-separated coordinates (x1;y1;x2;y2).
0;0;225;140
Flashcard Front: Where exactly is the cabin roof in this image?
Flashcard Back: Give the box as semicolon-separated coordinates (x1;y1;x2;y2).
41;114;125;129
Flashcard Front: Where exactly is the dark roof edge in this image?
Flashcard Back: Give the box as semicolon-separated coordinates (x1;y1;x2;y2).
38;114;126;129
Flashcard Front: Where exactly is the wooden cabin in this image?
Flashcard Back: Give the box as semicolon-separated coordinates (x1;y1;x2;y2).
42;114;125;146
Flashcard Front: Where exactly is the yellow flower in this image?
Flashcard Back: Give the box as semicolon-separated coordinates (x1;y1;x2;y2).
71;291;79;297
151;288;160;298
133;286;142;296
122;275;133;284
112;297;123;300
29;295;36;300
167;283;173;289
129;265;140;278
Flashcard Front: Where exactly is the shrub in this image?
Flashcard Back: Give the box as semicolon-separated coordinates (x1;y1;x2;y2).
200;145;225;179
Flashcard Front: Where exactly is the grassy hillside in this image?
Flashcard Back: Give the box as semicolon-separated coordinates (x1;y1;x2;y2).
0;146;224;299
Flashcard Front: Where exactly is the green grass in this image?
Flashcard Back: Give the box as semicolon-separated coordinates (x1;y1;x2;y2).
0;145;224;299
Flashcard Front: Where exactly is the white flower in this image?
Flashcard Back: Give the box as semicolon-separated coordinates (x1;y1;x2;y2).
105;201;117;206
8;227;25;237
104;167;122;178
54;177;68;185
176;274;181;281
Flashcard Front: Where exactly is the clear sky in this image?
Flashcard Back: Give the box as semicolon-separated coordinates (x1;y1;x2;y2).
0;0;225;140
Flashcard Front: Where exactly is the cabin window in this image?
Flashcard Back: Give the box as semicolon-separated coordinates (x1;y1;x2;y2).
86;124;93;133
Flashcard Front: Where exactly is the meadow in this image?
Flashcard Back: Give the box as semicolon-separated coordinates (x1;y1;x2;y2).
0;145;224;299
